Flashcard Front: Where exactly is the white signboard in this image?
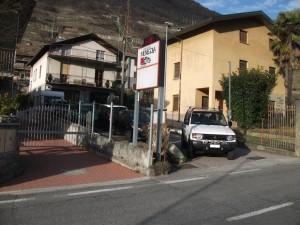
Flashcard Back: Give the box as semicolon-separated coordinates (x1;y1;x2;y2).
136;41;160;90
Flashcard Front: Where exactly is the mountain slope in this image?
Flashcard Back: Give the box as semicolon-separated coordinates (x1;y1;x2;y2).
18;0;219;55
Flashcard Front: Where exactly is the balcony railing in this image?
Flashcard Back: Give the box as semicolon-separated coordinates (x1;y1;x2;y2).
48;46;118;64
46;73;114;88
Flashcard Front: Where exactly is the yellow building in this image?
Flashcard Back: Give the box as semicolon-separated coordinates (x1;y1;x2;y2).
157;11;285;122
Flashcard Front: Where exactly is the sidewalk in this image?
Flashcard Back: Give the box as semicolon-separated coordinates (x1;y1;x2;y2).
0;145;144;193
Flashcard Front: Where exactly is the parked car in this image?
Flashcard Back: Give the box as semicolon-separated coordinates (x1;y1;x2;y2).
66;103;101;125
51;99;68;106
181;107;236;160
95;104;128;131
113;110;150;142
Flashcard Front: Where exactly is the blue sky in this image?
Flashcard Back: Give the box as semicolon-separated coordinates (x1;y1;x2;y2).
196;0;299;20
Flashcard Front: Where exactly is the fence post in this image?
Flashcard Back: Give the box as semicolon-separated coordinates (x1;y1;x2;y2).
295;99;300;157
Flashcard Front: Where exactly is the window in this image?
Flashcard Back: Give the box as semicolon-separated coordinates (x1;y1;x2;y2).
95;70;103;87
62;46;71;56
173;95;179;111
240;30;248;44
174;62;180;79
269;67;276;75
33;69;37;81
39;65;42;78
61;63;70;74
96;50;105;61
202;96;208;109
239;60;248;71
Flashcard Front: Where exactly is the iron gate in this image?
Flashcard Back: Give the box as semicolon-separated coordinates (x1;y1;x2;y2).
267;104;295;151
17;105;91;148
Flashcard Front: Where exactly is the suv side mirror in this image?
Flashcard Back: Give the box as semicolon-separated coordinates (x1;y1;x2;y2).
228;121;232;127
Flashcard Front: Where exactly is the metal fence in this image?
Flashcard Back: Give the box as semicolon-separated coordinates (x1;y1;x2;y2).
266;104;295;151
17;105;91;147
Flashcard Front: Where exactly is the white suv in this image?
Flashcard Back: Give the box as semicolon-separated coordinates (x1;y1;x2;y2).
181;107;236;160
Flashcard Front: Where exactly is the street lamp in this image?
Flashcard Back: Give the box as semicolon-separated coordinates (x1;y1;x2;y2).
162;22;173;110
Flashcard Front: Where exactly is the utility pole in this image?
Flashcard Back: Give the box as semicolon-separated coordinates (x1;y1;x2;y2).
125;0;132;37
120;37;126;105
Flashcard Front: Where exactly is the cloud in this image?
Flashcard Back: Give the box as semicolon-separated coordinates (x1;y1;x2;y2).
198;0;227;8
196;0;299;19
285;0;300;10
263;0;278;7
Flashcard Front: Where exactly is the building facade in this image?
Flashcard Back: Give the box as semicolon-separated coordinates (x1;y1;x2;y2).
28;33;136;105
158;11;285;121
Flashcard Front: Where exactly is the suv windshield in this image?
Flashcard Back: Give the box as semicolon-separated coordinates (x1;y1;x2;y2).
128;111;150;123
190;111;227;126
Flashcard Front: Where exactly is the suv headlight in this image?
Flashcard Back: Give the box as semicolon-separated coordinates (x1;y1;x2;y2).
191;133;203;140
226;135;236;141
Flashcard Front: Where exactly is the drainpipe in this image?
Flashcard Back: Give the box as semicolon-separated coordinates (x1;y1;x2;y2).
178;39;183;121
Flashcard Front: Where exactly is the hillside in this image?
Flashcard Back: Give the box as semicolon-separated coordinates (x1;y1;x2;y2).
18;0;219;55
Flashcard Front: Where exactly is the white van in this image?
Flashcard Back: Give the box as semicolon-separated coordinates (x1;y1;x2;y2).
39;90;65;105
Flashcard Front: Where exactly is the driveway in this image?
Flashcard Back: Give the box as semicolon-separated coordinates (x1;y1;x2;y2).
0;145;144;193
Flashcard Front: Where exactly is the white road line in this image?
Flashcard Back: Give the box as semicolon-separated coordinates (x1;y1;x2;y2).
229;169;261;175
0;198;35;204
226;202;294;221
67;186;133;196
163;177;209;184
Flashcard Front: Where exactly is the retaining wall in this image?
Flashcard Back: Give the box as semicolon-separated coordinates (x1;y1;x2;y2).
89;133;153;176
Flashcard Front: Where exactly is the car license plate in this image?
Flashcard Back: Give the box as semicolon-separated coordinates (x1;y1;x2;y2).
210;144;220;148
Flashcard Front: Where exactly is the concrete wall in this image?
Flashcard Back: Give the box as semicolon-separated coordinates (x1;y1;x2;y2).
64;122;153;176
89;133;153;176
64;123;88;147
29;52;48;92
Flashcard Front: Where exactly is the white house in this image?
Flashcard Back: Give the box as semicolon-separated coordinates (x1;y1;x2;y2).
28;33;136;105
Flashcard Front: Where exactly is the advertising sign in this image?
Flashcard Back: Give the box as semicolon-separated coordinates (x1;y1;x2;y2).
136;40;160;90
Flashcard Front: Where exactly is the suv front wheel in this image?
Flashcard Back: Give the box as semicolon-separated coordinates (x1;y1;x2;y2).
181;131;187;147
227;150;234;160
186;141;195;159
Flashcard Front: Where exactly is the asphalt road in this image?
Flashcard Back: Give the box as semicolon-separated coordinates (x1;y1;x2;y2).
1;134;300;225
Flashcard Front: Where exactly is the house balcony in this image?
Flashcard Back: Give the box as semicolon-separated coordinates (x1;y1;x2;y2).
48;47;120;68
46;73;114;89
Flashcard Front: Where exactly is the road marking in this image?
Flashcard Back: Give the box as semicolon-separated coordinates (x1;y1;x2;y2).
226;202;294;221
0;198;35;204
229;169;261;175
163;177;209;184
67;186;133;196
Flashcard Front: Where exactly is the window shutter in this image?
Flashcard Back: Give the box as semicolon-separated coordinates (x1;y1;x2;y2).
174;62;180;79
